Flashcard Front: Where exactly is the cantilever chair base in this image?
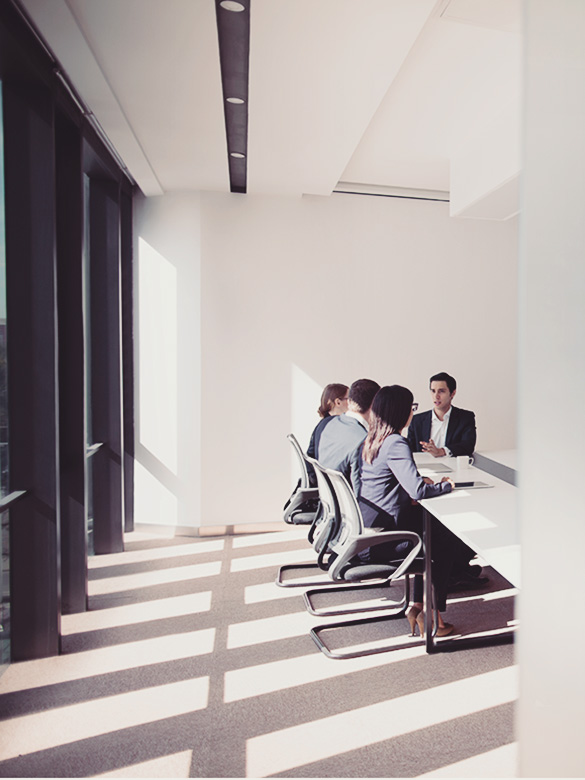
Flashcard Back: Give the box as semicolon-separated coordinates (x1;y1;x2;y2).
276;562;330;588
276;563;390;589
310;609;419;659
304;577;408;616
425;628;516;654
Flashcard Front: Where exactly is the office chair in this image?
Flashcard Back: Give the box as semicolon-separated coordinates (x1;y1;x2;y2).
283;433;319;525
305;462;428;659
278;435;386;589
276;434;340;588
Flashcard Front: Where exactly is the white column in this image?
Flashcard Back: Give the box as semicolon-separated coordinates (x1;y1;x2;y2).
517;1;585;776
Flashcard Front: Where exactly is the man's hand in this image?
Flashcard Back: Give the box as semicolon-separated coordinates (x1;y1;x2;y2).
420;439;446;458
441;477;455;487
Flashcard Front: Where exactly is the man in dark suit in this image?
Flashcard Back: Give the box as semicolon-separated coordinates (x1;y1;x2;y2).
317;378;380;495
407;371;476;457
408;371;486;588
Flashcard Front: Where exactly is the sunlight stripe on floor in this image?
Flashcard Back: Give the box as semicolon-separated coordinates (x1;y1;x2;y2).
244;582;310;604
61;592;212;634
448;588;518;606
246;666;518;777
232;529;308;548
90;560;221;594
0;678;209;762
96;749;194;778
0;630;215;693
224;646;426;703
89;539;225;568
227;611;313;648
230;548;313;572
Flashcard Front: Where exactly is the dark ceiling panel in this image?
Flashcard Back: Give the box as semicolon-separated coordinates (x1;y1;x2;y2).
215;0;250;194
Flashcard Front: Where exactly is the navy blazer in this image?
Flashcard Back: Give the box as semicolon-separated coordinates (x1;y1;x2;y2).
407;405;476;456
306;414;335;486
307;414;334;461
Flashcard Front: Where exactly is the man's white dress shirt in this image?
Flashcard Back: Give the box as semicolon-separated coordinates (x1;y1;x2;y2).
430;406;452;456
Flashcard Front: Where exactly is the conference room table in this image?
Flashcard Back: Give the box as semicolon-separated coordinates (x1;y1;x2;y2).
413;451;520;653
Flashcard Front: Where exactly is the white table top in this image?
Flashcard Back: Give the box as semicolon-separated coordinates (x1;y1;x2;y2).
414;452;520;588
476;449;517;470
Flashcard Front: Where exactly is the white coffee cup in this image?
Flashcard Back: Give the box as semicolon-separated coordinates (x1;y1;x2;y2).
456;455;474;469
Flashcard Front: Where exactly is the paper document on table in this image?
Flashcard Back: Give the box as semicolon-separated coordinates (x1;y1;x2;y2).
418;463;452;473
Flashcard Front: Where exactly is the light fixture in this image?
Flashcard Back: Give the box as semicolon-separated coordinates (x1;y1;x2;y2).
226;97;245;104
230;152;245;159
220;1;245;11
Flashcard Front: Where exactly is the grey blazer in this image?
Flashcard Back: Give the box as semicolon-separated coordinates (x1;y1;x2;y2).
359;433;452;531
317;413;368;495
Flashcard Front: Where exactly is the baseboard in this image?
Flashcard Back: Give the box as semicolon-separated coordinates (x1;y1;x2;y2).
133;521;286;538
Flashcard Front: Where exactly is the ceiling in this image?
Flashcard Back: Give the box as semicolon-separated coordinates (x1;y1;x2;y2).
19;0;522;217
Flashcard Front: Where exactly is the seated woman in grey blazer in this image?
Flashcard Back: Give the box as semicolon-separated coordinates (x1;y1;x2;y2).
359;385;473;638
305;383;348;485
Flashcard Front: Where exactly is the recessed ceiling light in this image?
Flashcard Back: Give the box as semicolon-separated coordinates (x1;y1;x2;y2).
226;97;245;104
230;152;245;159
220;1;245;11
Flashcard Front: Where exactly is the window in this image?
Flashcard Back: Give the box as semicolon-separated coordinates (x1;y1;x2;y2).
0;82;10;671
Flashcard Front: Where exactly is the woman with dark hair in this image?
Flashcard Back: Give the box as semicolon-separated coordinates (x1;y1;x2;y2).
305;384;349;484
359;385;471;637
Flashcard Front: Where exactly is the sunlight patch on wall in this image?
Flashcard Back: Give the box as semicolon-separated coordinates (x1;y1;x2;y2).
138;237;178;473
290;364;322;481
134;460;178;526
246;666;518;777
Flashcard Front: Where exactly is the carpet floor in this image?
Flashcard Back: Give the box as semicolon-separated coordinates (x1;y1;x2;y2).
0;526;518;778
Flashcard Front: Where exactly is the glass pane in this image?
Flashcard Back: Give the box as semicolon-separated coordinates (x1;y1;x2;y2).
0;510;8;672
0;83;7;499
83;174;94;557
0;82;10;673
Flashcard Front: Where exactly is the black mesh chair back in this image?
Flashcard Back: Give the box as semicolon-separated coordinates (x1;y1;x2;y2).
288;432;311;489
283;433;319;525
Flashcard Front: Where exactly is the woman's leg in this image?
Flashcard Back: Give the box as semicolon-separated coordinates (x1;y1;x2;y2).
402;504;457;614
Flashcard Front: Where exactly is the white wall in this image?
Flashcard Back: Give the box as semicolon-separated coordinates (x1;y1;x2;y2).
133;190;516;530
517;1;585;775
133;192;202;530
199;191;518;527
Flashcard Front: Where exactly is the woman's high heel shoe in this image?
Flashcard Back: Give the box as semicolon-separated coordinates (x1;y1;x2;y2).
406;606;422;636
415;611;454;638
